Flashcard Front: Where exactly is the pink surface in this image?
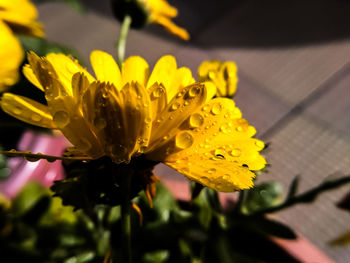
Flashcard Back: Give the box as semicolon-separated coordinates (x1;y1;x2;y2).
0;131;69;198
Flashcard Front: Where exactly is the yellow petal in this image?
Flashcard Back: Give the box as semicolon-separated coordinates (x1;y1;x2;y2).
22;64;43;91
203;81;217;102
147;55;177;91
151;15;190;41
72;72;90;104
122;56;149;87
0;0;44;37
85;81;152;163
45;53;95;95
148;82;167;121
165;155;255;192
146;83;207;156
90;50;122;89
167;67;194;102
1;93;55;128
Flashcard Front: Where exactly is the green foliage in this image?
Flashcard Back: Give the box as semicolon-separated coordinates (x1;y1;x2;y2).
33;0;85;13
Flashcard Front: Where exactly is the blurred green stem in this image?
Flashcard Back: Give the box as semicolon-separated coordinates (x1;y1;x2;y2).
120;168;132;263
117;15;132;67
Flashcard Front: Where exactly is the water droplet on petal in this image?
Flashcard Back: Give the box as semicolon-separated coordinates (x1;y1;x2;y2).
231;148;241;157
162;135;169;141
236;126;243;132
222;174;230;180
12;106;22;115
94;117;107;130
201;176;210;184
152;87;164;98
211;102;223;115
202;105;210;112
255;140;264;149
214;149;226;159
207;168;216;174
175;131;194;149
171;102;180;111
189;113;204;128
53;111;70;128
188;86;201;98
145;117;152;123
31;114;42;122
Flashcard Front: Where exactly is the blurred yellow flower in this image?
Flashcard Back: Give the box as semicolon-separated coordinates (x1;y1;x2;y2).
144;0;189;40
0;0;44;91
0;0;44;37
0;21;23;91
0;51;266;192
198;60;238;98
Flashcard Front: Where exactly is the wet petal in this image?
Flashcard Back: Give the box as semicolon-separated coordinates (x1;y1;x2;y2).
147;55;177;91
122;56;149;87
90;50;122;89
167;67;194;102
72;72;90;104
22;64;43;91
146;83;207;156
1;93;55;128
165;156;255;192
148;83;167;121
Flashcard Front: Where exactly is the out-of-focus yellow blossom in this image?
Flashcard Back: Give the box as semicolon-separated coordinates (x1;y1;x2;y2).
0;21;23;91
0;51;266;192
0;0;44;91
144;0;189;40
112;0;189;40
198;60;238;98
0;0;44;37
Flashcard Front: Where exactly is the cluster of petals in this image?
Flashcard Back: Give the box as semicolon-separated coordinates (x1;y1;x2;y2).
144;0;189;40
0;0;44;91
0;50;266;192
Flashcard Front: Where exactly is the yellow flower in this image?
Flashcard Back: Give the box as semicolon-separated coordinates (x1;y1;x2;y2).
0;0;44;91
0;0;44;37
144;0;189;40
198;60;238;98
0;51;266;192
112;0;189;40
0;21;23;91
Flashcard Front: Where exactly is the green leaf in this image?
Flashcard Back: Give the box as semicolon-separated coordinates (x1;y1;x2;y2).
19;36;85;64
34;0;85;13
241;181;283;215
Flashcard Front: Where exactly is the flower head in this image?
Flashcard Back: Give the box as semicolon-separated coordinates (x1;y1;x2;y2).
112;0;189;40
1;51;266;192
0;0;44;37
0;0;44;91
198;60;238;98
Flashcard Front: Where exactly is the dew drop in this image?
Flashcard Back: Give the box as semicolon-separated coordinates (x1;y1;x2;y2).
211;102;223;115
202;105;210;112
145;117;152;123
207;168;216;174
189;113;204;128
236;126;243;132
255;140;264;149
152;87;163;98
176;91;184;98
31;113;42;122
214;149;226;159
175;131;194;149
171;102;180;111
231;148;241;157
188;86;200;98
162;135;169;141
53;111;70;128
222;174;230;180
94;117;107;130
12;106;22;115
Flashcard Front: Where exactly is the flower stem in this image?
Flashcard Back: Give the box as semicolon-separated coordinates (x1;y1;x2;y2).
120;169;132;263
116;15;132;67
